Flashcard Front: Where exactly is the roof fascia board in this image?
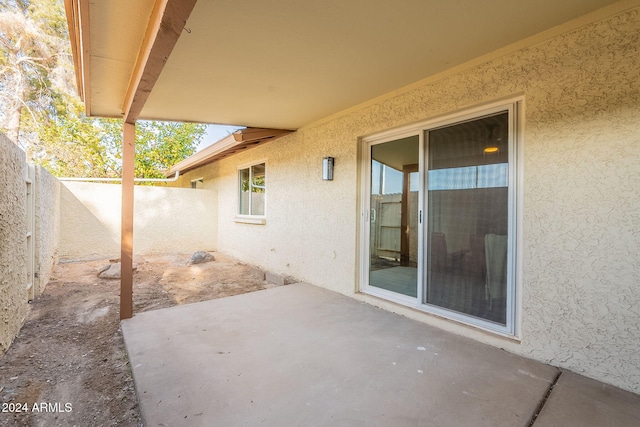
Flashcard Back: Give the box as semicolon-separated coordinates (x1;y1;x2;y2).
234;128;293;143
79;0;90;115
167;133;238;175
63;0;81;99
64;0;90;114
166;128;294;177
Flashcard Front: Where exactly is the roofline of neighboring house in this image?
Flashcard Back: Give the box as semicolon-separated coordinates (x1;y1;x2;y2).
165;128;294;177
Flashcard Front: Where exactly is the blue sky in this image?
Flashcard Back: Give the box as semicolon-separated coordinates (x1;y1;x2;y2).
196;124;244;152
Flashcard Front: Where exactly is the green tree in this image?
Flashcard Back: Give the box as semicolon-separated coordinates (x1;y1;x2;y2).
29;110;206;178
133;121;205;178
0;0;70;146
1;0;207;178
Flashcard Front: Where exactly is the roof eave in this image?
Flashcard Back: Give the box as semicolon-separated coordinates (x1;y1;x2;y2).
165;128;294;177
64;0;90;113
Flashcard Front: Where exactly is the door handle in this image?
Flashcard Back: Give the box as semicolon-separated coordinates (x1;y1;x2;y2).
370;208;377;223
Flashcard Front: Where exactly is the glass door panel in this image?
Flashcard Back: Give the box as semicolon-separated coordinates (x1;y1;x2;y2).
369;136;419;298
425;112;509;325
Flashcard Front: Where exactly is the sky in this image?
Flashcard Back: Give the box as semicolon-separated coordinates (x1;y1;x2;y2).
196;124;244;152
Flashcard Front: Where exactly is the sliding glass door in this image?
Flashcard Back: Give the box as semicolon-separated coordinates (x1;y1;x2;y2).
425;112;510;325
368;136;419;299
362;103;518;334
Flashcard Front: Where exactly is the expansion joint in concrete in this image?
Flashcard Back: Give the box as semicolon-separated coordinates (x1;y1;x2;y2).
528;370;563;426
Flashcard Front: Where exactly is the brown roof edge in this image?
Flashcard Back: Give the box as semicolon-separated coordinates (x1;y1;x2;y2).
233;128;292;143
165;127;294;177
64;0;90;111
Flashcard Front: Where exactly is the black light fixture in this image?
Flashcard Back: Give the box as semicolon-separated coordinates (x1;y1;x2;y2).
322;156;334;180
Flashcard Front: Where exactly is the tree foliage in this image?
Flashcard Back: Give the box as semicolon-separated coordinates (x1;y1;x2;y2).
1;0;207;178
133;121;205;178
29;108;205;178
0;0;70;145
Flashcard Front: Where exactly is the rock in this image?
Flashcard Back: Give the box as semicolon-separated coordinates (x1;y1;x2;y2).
189;251;214;265
97;264;111;275
97;262;137;279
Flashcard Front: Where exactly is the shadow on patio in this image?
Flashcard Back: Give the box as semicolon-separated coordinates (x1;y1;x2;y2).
122;283;640;427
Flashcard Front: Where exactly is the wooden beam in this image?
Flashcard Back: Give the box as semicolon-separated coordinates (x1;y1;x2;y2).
166;128;295;176
120;122;135;320
122;0;197;123
118;0;196;318
63;0;81;99
79;0;91;114
63;0;91;114
233;128;293;143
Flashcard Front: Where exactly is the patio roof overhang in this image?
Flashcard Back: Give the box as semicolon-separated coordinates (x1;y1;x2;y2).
63;0;628;320
65;0;623;130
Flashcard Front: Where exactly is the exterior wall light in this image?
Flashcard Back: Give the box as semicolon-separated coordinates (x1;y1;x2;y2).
322;156;334;180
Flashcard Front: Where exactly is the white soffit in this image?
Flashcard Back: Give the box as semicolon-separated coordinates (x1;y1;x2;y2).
92;0;624;126
88;0;156;117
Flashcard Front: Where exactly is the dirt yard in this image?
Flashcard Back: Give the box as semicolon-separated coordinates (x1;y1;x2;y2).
0;252;275;426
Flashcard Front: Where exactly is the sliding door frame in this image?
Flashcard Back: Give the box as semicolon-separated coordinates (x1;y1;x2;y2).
359;127;424;307
358;98;523;337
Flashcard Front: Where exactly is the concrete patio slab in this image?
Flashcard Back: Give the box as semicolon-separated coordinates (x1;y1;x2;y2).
122;283;564;426
535;371;640;427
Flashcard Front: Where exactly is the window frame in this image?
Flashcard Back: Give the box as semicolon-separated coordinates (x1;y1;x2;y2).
236;160;267;224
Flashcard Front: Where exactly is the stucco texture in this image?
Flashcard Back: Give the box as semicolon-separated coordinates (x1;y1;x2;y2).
59;182;217;259
0;133;28;354
173;6;640;392
34;166;60;296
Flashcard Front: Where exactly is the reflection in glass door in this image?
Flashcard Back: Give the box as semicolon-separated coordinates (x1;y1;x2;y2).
368;136;419;298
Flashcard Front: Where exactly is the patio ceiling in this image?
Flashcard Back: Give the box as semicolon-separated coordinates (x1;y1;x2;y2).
67;0;621;129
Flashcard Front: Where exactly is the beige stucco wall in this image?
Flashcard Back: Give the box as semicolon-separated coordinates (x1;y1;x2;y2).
34;166;60;296
0;136;61;355
172;136;358;295
0;133;28;354
173;5;640;393
59;182;217;259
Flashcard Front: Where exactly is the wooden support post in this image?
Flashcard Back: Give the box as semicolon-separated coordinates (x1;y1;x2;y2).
116;0;196;319
120;121;135;320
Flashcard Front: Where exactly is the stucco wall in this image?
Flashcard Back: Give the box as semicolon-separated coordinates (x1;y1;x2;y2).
59;182;217;259
519;9;640;392
0;133;28;354
173;6;640;393
34;166;60;296
172;135;358;295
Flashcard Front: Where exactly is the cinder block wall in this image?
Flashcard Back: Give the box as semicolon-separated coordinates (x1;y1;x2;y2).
0;133;28;354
